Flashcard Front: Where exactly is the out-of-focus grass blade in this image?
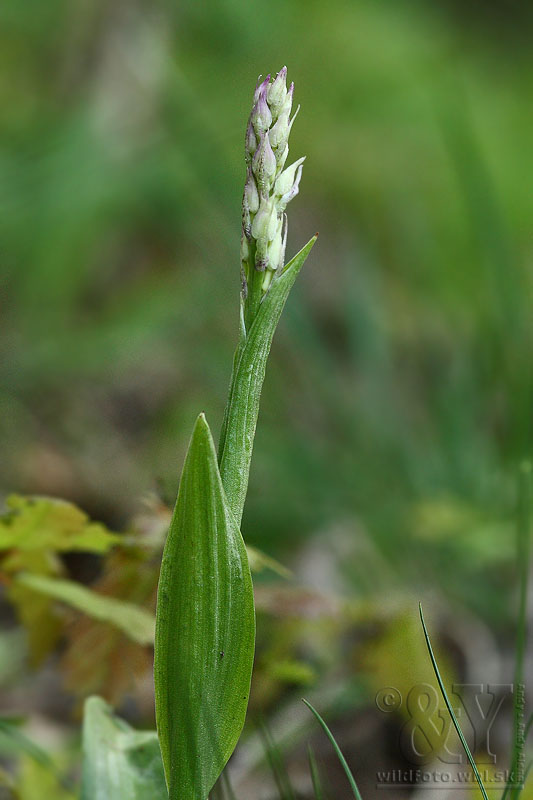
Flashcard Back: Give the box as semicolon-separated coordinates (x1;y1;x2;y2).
246;545;292;578
521;761;532;790
0;718;75;797
259;721;296;800
0;717;55;771
302;699;362;800
524;712;533;745
154;414;255;800
81;696;166;800
419;604;489;800
221;771;238;800
308;744;326;800
0;766;16;793
502;461;531;800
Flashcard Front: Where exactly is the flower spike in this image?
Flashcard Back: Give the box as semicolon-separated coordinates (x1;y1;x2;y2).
240;68;306;327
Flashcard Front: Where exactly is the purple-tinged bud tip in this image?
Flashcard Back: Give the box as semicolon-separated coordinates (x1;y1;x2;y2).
251;84;272;136
253;75;271;104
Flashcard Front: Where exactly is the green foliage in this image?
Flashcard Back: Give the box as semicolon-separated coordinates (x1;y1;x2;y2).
15;759;76;800
0;495;122;664
15;573;155;646
81;697;166;800
0;495;150;667
0;496;120;553
154;414;255;799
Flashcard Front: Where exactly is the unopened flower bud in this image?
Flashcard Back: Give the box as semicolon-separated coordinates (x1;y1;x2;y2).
243;168;259;214
269;111;290;150
280;82;294;119
252;131;276;192
245;122;257;163
251;84;272;136
276;144;289;172
251;196;274;241
253;75;270;104
267;67;287;118
275;106;300;156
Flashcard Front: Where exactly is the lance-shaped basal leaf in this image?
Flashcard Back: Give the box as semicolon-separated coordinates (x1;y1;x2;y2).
154;413;255;800
81;696;167;800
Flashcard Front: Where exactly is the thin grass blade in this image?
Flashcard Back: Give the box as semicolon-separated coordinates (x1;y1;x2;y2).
0;717;55;772
308;744;326;800
302;699;363;800
259;720;296;800
419;604;489;800
502;461;531;800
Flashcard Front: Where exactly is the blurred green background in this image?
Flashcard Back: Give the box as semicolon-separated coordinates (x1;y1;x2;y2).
1;0;532;796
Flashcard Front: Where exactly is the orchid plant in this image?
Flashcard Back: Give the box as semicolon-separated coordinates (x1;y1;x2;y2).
81;67;316;800
5;67;529;800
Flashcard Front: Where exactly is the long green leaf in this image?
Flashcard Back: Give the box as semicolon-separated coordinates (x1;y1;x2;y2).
81;696;166;800
303;699;363;800
154;413;255;800
218;236;317;525
15;573;154;646
419;604;489;800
